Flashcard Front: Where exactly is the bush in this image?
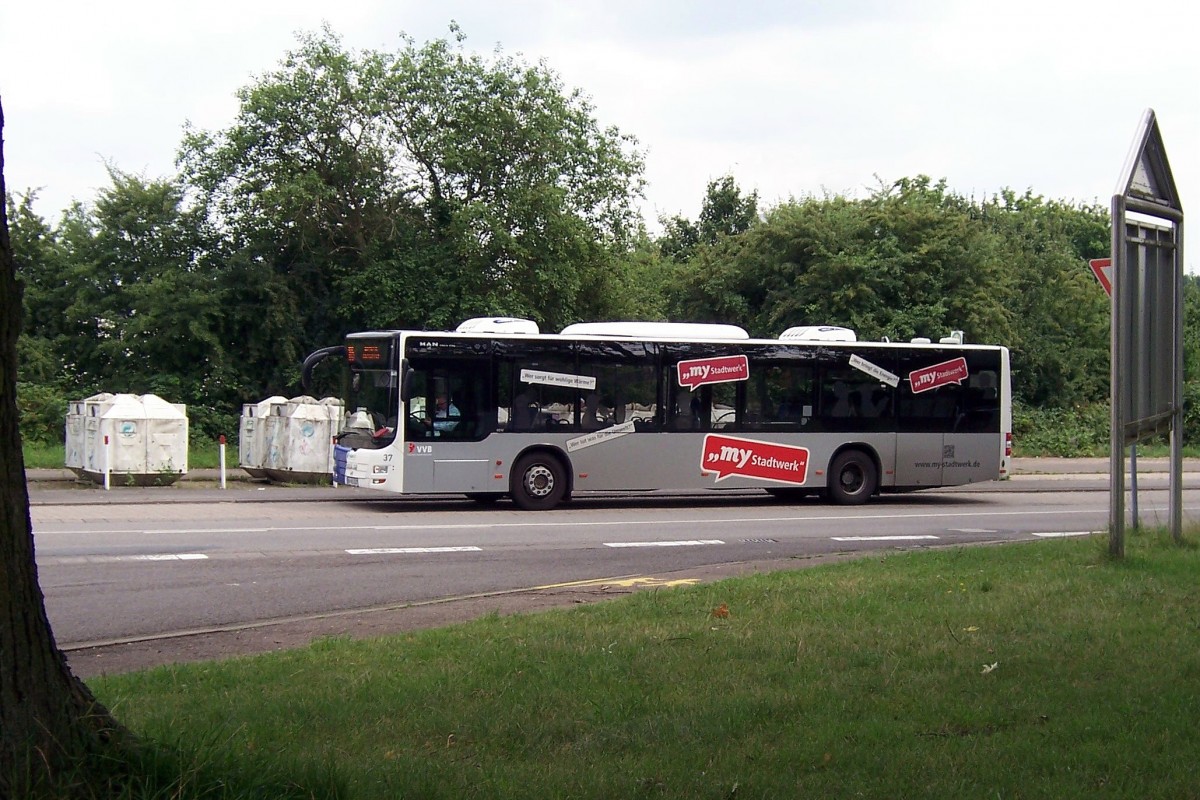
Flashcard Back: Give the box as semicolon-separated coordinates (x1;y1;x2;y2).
15;382;68;445
1015;381;1200;457
187;403;240;446
1012;402;1110;456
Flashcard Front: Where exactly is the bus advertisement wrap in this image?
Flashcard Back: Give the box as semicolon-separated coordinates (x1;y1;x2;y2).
677;355;750;390
908;357;969;394
701;434;810;484
849;354;900;387
319;322;1010;509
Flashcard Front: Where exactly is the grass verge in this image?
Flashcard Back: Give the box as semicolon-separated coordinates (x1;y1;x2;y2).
89;531;1200;799
22;440;226;470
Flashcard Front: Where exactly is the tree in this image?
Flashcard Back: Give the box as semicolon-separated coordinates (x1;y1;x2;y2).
697;174;758;241
180;24;645;390
367;24;645;330
667;178;1015;342
1;97;128;798
977;190;1110;407
658;174;757;263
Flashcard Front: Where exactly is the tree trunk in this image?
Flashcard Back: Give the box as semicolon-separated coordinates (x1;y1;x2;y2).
0;97;128;796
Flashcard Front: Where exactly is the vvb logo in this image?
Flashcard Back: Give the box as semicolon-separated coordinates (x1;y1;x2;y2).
407;443;433;455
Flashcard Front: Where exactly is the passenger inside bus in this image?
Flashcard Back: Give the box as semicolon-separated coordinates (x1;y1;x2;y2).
509;390;539;431
581;393;605;430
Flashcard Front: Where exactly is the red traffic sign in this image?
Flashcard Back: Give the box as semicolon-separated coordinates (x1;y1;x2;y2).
1089;257;1113;297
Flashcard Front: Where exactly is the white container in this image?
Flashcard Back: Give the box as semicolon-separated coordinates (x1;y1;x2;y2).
65;393;188;485
238;395;287;479
261;396;344;483
65;392;113;471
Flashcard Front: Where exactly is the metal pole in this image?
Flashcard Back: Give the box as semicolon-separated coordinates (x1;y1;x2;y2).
1109;196;1125;557
1170;220;1184;542
1129;444;1138;530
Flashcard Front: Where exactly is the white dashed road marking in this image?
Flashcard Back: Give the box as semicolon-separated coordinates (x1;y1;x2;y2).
604;539;725;548
346;546;484;555
830;535;940;542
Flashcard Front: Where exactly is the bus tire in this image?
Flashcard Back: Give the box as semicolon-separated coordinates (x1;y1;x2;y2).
827;449;877;505
511;452;568;510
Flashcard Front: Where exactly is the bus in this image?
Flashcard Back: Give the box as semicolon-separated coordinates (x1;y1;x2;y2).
302;318;1011;510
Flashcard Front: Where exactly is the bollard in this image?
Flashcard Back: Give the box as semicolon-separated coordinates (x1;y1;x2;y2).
103;434;111;491
218;434;227;490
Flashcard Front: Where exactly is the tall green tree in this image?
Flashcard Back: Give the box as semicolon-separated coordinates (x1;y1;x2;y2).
658;174;758;263
669;177;1014;343
8;191;68;386
11;171;234;435
364;23;646;329
180;24;645;391
977;191;1110;406
179;27;406;393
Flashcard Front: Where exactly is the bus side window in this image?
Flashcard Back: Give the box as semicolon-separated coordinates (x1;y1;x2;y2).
510;388;539;431
710;384;736;429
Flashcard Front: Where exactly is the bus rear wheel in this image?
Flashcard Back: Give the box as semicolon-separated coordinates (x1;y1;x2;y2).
827;450;877;505
511;453;568;510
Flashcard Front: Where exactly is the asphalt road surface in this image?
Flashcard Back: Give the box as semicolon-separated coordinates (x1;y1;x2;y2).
27;471;1200;676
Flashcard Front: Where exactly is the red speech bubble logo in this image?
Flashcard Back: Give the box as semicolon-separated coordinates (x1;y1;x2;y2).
701;434;809;485
908;357;969;394
677;355;749;390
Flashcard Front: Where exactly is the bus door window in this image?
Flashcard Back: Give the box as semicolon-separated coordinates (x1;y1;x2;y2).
342;336;401;448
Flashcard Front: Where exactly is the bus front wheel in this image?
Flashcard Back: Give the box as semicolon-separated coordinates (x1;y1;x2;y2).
827;450;877;505
511;453;568;510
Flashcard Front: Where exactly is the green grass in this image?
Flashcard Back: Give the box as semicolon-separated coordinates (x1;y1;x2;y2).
88;531;1200;799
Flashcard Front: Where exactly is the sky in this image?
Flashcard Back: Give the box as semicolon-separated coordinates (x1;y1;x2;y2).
1;0;1196;268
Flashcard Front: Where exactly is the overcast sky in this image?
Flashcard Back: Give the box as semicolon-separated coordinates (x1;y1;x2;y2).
1;0;1196;267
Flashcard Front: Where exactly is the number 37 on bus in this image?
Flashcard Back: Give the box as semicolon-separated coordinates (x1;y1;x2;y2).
301;318;1012;510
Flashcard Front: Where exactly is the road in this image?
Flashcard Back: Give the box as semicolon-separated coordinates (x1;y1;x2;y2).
26;471;1200;675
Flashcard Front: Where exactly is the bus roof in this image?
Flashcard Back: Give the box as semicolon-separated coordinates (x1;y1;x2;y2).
560;321;750;340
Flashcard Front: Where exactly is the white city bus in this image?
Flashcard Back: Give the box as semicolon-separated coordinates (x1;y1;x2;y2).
302;318;1011;509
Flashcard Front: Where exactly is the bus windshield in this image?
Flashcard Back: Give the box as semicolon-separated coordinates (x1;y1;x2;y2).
340;337;401;449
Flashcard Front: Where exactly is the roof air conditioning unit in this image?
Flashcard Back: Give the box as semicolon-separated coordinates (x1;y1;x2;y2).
778;325;857;342
455;317;540;334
